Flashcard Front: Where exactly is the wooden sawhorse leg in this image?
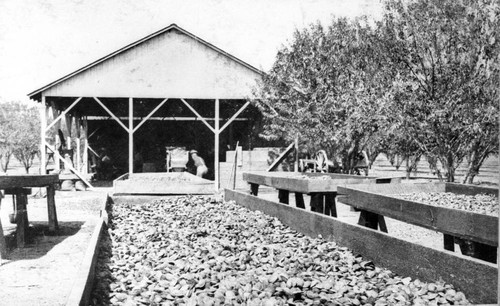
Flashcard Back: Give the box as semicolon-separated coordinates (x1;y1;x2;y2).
278;189;289;204
324;193;337;217
358;210;388;233
47;185;58;232
310;193;324;213
249;183;259;196
295;193;305;209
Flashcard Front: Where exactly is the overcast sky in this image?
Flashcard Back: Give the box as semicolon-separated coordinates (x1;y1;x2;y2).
0;0;383;102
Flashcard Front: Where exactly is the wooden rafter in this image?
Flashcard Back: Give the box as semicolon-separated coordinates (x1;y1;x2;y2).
46;145;93;189
93;97;129;132
45;97;82;132
219;101;250;134
180;98;215;133
133;98;168;133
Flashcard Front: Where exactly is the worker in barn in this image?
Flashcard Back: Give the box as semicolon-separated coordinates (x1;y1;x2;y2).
189;150;208;178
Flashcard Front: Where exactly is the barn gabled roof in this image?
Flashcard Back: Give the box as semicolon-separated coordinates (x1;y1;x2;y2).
28;23;264;101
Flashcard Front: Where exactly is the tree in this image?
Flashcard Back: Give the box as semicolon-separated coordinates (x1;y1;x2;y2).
381;0;500;182
252;18;390;174
0;102;19;173
0;101;40;174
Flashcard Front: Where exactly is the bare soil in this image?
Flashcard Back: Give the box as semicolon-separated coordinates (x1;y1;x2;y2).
0;188;109;306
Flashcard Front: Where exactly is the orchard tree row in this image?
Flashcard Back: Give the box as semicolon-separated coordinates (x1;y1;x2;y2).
252;0;499;183
0;101;40;174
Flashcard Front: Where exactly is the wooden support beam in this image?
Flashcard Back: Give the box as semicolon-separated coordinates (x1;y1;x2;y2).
45;97;82;131
93;97;129;132
219;101;250;133
47;147;93;189
40;96;47;175
294;135;299;172
133;98;168;133
82;118;89;174
88;145;99;158
128;97;134;175
267;142;295;172
180;98;215;133
214;99;220;191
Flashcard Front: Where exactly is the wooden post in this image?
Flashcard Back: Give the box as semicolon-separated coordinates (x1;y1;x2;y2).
75;116;81;171
214;99;220;191
129;97;134;175
82;118;88;174
40;96;47;175
47;184;58;232
294;135;299;172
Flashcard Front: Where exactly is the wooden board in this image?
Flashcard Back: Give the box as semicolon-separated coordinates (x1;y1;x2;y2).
113;172;214;195
0;174;59;189
337;186;498;246
224;189;497;304
445;182;498;196
242;171;397;193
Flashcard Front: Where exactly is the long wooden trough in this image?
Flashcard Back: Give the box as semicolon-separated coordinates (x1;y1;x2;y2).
113;172;214;195
243;171;400;215
224;189;498;304
337;182;498;262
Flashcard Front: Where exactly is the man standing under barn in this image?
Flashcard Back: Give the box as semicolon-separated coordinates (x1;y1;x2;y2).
189;150;208;178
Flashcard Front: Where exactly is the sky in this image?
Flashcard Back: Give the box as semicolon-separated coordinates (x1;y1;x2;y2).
0;0;383;102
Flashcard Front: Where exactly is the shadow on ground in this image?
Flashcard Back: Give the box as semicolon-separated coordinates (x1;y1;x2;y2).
3;221;85;262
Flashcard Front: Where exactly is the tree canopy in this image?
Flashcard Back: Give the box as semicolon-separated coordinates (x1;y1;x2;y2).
0;101;41;173
252;0;499;182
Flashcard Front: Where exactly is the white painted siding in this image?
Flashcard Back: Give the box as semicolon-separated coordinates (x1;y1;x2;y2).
44;29;262;99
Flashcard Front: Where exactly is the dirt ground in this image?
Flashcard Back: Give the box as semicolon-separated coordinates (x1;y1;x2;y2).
0;187;109;306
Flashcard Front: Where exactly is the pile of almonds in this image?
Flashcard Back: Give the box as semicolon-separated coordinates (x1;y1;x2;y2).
396;192;498;216
90;196;470;305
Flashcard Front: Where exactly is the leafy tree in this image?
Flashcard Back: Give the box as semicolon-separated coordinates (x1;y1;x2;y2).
0;101;40;174
252;18;390;174
0;102;19;173
381;0;500;182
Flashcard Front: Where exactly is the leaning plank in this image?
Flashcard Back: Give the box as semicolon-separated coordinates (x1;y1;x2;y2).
224;189;497;304
0;174;59;189
337;186;498;246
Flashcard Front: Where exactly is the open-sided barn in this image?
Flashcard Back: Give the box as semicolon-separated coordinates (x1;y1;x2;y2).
28;24;264;189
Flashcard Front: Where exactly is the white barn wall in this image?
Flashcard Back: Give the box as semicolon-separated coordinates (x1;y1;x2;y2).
44;29;261;99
